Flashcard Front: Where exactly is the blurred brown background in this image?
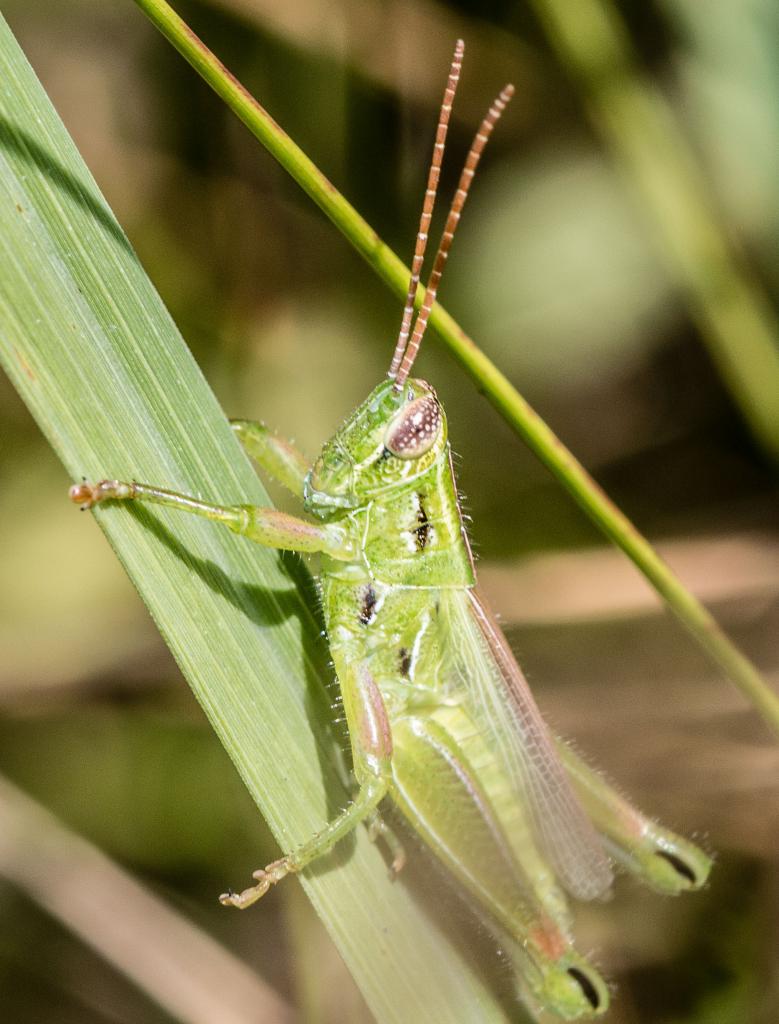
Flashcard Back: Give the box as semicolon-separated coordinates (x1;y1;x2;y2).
1;0;778;1021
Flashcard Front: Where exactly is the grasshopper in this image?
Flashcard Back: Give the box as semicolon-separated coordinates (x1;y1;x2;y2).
70;41;711;1021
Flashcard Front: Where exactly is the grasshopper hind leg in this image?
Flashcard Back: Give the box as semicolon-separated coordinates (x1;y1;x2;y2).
503;940;610;1021
389;714;610;1018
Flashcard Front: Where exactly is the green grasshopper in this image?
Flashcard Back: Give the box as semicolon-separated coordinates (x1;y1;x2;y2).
70;41;711;1021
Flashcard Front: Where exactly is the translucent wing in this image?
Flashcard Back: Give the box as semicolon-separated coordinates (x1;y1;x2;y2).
444;587;613;901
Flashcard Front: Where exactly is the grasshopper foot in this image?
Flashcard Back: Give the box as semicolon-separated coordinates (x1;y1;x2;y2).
367;813;407;879
69;479;136;510
219;857;291;909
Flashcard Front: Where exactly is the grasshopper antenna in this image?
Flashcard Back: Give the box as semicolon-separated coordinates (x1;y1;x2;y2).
393;79;514;390
388;39;464;382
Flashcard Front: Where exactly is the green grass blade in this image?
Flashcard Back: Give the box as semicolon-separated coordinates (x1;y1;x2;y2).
128;0;779;738
0;14;525;1022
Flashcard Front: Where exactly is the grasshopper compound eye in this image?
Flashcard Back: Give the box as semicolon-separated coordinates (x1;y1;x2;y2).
384;396;441;459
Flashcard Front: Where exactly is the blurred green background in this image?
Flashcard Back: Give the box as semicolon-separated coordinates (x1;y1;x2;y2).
1;0;778;1021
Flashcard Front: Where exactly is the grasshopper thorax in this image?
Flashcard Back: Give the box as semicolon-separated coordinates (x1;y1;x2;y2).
304;378;448;519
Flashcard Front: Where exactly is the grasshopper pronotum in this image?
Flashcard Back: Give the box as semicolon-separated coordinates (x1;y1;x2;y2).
71;40;711;1021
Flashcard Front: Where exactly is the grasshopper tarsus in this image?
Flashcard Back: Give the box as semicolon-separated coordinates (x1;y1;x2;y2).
387;852;406;881
219;861;286;909
69;478;135;509
367;811;407;878
218;882;268;910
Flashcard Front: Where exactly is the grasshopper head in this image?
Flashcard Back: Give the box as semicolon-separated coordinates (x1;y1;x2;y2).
304;378;448;517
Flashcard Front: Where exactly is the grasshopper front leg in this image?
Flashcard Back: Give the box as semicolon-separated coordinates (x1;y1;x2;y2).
230;419;309;498
69;480;354;560
221;661;395;908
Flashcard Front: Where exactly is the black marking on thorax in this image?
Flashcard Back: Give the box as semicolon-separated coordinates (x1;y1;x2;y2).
398;647;412;678
358;584;378;625
414;493;431;551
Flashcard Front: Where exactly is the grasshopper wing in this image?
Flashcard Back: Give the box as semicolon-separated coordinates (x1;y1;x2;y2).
446;587;613;901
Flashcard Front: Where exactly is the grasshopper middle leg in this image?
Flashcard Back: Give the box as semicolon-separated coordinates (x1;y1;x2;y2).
219;777;388;909
221;659;396;908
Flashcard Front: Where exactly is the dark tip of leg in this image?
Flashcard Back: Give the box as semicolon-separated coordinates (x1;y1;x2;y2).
655;849;697;884
567;967;601;1010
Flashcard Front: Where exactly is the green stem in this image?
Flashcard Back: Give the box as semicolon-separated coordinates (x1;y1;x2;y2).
130;0;779;737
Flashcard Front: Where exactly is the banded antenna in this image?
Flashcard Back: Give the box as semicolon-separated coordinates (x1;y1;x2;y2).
389;49;514;389
388;39;464;382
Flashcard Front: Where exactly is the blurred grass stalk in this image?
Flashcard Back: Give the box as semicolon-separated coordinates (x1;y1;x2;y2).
529;0;779;461
0;774;294;1024
0;13;520;1022
129;0;779;737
